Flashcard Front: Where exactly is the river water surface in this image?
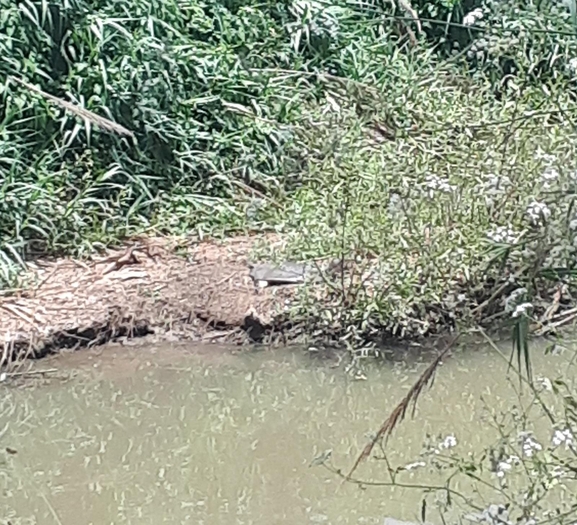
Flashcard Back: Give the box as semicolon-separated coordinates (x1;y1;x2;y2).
0;340;575;525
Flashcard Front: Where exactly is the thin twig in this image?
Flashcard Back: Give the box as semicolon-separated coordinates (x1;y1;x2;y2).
326;464;483;511
4;368;58;378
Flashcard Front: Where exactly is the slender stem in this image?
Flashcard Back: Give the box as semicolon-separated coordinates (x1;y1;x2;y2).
325;464;484;511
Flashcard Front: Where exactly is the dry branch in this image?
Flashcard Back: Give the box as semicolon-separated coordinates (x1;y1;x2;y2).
345;335;460;481
9;76;135;139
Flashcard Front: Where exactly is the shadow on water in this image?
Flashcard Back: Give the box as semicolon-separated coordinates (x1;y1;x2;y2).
0;338;575;524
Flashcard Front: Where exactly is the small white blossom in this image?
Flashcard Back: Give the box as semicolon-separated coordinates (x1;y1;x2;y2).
495;455;520;478
541;167;559;189
496;461;512;478
487;225;517;244
552;428;574;449
424;174;456;197
463;8;483;26
439;434;457;449
512;302;533;318
536;376;553;391
526;201;551;224
467;38;489;60
568;57;577;74
520;433;543;457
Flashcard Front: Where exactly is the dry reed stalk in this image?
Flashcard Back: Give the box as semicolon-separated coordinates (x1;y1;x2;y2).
345;335;460;481
9;76;135;138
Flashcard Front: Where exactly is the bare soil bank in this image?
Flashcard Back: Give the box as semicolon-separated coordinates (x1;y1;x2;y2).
0;235;298;364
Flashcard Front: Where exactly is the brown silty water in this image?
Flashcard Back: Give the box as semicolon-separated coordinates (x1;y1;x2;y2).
0;340;574;525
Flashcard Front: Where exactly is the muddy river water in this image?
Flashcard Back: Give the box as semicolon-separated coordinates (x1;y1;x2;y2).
0;339;575;525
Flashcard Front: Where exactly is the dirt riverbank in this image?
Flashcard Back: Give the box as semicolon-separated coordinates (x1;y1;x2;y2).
3;232;576;368
0;235;300;364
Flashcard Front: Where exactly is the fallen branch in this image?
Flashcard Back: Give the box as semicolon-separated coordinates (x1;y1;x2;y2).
9;76;135;139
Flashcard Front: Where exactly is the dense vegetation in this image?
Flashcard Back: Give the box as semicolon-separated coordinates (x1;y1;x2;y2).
2;0;577;339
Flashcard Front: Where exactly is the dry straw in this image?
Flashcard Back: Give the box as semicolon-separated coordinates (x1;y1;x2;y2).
9;76;135;139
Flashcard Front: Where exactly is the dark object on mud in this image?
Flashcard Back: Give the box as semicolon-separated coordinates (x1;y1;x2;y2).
248;259;344;287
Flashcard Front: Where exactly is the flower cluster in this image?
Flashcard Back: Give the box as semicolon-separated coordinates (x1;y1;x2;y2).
540;167;559;189
467;38;489;60
535;149;556;164
536;376;553;391
519;432;543;457
552;428;574;449
439;434;458;449
496;455;520;478
487;225;517;244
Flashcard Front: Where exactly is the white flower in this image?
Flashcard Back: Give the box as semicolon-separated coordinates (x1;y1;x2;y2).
424;174;456;197
512;302;533;318
540;166;559;190
495;455;520;478
526;201;551;224
496;461;512;478
463;8;483;26
552;428;574;449
568;57;577;74
487;225;517;244
439;434;457;449
541;166;559;185
520;433;542;457
536;376;553;391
